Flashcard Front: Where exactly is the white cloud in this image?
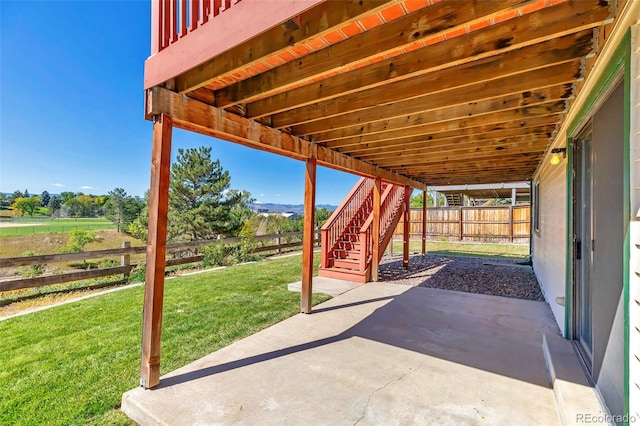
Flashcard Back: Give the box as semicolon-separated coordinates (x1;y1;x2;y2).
275;194;281;197
259;194;264;197
80;185;94;190
254;201;263;204
50;183;65;188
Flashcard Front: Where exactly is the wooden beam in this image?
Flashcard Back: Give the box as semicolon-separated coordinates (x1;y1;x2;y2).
246;2;609;118
328;116;561;152
173;1;408;93
313;97;568;143
367;138;549;167
290;61;580;135
147;86;427;190
352;135;551;161
403;187;410;268
301;157;316;314
371;177;381;282
216;0;528;108
396;160;542;175
140;113;173;389
422;189;427;257
270;31;593;127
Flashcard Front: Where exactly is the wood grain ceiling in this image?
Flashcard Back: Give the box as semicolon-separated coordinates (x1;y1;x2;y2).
168;0;617;186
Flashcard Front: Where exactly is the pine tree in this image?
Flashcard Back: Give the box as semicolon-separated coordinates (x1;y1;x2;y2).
168;147;252;241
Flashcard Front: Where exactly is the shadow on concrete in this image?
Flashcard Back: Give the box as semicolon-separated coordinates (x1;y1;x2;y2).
158;285;559;390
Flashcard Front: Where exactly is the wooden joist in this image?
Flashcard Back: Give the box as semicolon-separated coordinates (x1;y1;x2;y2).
290;61;581;135
344;126;556;158
309;94;569;143
269;30;594;128
246;1;608;119
323;114;561;150
361;137;550;164
215;0;528;108
174;0;408;94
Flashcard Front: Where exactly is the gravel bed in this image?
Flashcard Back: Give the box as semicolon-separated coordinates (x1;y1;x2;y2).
378;254;544;301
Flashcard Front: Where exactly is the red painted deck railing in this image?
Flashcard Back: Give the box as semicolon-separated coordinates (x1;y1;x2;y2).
359;183;408;269
320;177;374;268
152;0;242;54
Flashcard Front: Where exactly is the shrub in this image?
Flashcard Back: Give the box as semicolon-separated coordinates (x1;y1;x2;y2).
127;263;146;283
64;229;97;253
20;251;45;278
97;259;119;269
202;237;260;267
202;242;228;267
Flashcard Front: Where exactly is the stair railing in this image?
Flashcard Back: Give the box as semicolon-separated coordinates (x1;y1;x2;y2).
378;186;412;260
320;177;374;268
358;183;409;273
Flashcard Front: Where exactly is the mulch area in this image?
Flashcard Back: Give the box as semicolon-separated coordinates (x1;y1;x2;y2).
378;254;545;301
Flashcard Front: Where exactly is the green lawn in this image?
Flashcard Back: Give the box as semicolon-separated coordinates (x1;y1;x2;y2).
0;254;327;425
0;218;115;236
388;240;530;259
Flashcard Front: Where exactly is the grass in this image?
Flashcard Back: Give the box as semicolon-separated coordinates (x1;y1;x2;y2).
388;240;530;259
0;253;328;426
0;229;144;259
0;218;115;236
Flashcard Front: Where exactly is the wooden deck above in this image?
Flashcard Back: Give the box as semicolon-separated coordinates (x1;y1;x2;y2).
145;0;623;187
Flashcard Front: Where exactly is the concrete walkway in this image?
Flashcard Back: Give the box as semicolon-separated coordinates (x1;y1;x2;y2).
123;282;562;425
287;276;362;296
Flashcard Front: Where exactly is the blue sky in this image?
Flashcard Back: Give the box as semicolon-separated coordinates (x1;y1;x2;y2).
0;1;358;205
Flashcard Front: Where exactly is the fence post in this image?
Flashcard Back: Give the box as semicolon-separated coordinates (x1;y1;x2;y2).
276;230;281;254
509;205;514;243
121;241;131;280
458;207;463;241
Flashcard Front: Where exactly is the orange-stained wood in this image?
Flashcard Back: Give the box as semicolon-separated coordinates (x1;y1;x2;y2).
403;186;410;268
140;113;173;389
371;177;382;282
301;157;316;313
422;189;427;257
147;86;426;190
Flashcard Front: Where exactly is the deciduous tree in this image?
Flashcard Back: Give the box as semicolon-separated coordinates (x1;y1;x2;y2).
12;196;41;216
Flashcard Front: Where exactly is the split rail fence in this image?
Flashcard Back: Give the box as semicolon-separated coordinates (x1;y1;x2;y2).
0;231;318;293
393;205;530;244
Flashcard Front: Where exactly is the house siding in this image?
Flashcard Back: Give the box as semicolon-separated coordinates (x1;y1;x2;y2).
629;23;640;424
532;155;567;336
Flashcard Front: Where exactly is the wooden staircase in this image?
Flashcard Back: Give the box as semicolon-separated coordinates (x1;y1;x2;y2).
319;178;412;283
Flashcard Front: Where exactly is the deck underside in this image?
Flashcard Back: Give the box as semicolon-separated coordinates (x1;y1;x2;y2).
145;0;622;186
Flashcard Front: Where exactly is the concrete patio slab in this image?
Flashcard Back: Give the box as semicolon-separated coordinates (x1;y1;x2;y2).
287;276;362;296
122;283;563;425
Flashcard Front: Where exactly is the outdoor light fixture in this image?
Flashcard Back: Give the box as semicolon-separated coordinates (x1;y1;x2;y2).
550;147;567;165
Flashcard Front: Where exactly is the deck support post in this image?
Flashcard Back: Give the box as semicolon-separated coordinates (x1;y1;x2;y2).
301;157;316;313
421;189;427;257
403;186;410;268
140;113;172;389
371;177;382;282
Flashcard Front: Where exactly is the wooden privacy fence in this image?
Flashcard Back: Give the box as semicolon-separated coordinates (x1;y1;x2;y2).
393;205;530;243
0;231;318;293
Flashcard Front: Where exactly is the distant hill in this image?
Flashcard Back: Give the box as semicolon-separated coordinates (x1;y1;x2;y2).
251;203;336;214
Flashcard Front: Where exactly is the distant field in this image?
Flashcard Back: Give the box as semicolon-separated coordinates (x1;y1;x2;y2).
0;218;115;236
